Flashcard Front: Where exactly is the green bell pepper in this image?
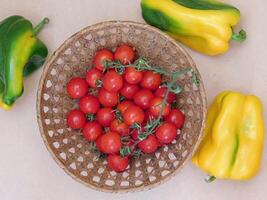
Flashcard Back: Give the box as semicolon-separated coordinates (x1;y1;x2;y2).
0;15;49;110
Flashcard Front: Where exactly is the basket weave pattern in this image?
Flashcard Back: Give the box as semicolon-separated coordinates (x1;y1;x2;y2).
37;21;207;192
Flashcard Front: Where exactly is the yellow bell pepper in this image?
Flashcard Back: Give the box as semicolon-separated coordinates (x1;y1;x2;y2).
193;91;265;180
141;0;246;56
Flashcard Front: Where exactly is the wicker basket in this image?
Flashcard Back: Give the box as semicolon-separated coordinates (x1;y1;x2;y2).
37;21;207;193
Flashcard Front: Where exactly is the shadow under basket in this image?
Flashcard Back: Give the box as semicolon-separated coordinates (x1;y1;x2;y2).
37;21;207;193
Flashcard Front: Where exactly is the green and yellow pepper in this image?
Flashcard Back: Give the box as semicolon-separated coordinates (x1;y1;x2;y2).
193;91;265;180
141;0;246;56
0;16;49;110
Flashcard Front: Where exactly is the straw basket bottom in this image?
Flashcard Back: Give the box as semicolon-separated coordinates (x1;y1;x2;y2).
37;21;206;193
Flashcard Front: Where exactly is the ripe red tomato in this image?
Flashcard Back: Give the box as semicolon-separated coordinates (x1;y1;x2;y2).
131;127;145;140
99;131;121;154
96;107;115;127
82;122;102;141
114;45;135;64
79;95;100;114
96;136;103;152
67;77;88;99
144;110;155;124
107;154;129;172
123;67;143;84
123;105;145;126
140;71;162;90
67;109;86;129
110;119;130;136
155;122;177;144
149;97;171;118
133;89;154;109
86;68;102;88
103;70;123;92
93;49;114;71
120;82;140;99
165;109;185;129
117;100;134;113
155;87;176;103
98;88;119;107
138;135;159;154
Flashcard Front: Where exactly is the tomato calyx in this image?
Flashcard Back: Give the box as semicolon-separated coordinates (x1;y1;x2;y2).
86;113;96;121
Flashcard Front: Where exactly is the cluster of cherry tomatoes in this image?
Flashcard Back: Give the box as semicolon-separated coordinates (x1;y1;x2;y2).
66;44;185;172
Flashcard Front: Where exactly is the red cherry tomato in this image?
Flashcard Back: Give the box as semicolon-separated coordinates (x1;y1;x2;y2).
123;67;143;84
86;68;102;88
67;77;88;99
96;136;103;152
82;122;103;141
123;105;145;126
110;119;130;136
131;127;145;140
120;82;140;99
103;70;123;92
79;95;100;114
144;110;155;124
155;87;176;103
93;49;114;71
155;122;177;144
99;131;121;154
149;97;171;118
133;89;154;109
138;135;159;154
114;45;135;64
107;154;129;172
165;109;185;129
67;109;86;129
96;107;115;127
98;88;119;107
140;71;162;90
117;100;134;114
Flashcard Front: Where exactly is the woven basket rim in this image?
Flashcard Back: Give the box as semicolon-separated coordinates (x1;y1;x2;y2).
36;20;207;193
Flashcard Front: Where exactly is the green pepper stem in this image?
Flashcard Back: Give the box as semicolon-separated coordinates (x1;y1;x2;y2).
231;29;247;42
33;17;49;36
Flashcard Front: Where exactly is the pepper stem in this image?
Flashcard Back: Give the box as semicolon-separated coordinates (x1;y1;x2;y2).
205;175;216;183
231;29;247;42
33;17;49;36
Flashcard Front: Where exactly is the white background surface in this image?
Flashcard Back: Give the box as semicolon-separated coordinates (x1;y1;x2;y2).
0;0;267;199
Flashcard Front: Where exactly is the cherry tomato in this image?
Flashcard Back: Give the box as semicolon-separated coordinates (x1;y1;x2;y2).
103;70;123;92
96;107;115;127
144;110;155;124
138;135;159;154
155;122;177;144
96;136;103;152
133;89;154;109
149;97;171;118
123;67;143;84
107;154;129;172
120;82;140;99
82;122;102;141
140;71;162;90
98;88;119;107
86;68;102;88
165;109;185;129
110;119;130;136
93;49;114;71
117;100;134;113
99;131;121;154
67;109;86;129
155;87;176;103
79;95;100;114
123;105;145;126
114;45;135;64
67;77;88;99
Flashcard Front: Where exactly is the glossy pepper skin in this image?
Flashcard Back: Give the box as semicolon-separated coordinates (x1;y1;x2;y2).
0;16;49;110
141;0;246;56
193;91;265;180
